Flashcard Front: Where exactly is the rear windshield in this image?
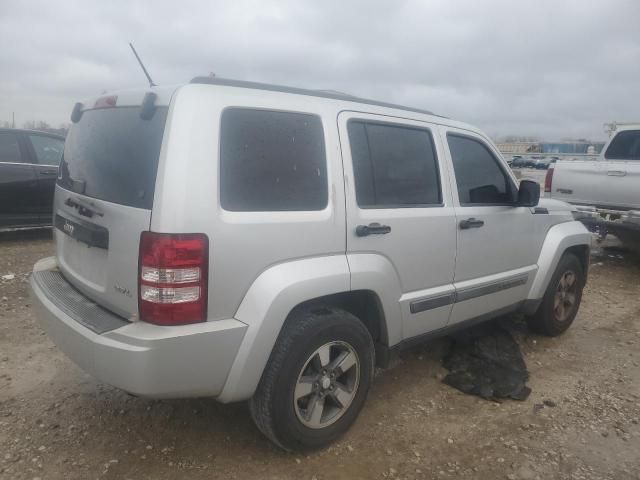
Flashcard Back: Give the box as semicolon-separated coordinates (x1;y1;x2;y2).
58;106;168;209
605;130;640;160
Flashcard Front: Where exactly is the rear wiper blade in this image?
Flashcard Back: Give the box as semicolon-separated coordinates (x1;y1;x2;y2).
65;197;104;218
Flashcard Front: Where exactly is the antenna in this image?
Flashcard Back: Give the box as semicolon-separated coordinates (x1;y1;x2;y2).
129;42;156;87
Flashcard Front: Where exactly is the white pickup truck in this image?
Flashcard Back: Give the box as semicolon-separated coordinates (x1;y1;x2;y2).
546;123;640;251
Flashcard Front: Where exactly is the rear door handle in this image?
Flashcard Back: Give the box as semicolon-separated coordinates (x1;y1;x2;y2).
459;218;484;229
356;223;391;237
607;170;627;177
39;169;58;176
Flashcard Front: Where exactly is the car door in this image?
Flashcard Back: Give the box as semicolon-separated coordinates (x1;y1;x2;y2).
339;112;457;344
441;126;538;326
0;131;40;227
26;133;64;223
597;129;640;209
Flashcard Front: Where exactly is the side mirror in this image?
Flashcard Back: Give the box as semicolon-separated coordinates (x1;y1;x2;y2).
518;180;540;207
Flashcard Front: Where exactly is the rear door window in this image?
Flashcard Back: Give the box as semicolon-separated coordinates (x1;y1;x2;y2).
605;130;640;160
0;132;23;163
28;135;65;166
58;107;168;209
220;108;328;211
347;120;441;207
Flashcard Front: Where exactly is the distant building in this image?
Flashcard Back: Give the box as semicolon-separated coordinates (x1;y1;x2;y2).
497;140;605;156
495;142;540;154
538;141;605;154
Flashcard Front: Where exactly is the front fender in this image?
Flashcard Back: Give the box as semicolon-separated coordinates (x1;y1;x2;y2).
526;220;591;303
216;255;350;403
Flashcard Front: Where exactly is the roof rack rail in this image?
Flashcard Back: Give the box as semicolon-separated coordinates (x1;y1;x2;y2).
189;76;438;117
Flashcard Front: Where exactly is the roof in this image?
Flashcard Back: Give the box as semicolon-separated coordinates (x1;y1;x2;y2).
190;76;440;118
0;128;65;139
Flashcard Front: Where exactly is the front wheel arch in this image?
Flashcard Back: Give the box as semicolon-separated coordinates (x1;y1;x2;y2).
527;252;585;336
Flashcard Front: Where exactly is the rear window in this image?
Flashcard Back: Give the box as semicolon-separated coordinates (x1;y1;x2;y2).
605;130;640;160
0;132;22;163
220;108;328;212
58;107;168;209
29;134;64;166
348;120;441;207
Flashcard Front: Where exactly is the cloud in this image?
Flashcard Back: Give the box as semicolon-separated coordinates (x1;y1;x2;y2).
0;0;638;139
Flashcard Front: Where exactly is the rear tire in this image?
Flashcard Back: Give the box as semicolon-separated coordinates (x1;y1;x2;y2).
527;253;584;336
249;307;374;451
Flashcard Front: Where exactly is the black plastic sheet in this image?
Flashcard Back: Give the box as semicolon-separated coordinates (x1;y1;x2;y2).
442;323;531;401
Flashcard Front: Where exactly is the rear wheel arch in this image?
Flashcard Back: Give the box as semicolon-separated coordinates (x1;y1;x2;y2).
288;290;387;344
284;290;389;366
219;284;390;403
249;305;376;450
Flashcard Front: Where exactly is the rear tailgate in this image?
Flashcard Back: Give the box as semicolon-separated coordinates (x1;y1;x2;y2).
55;98;170;319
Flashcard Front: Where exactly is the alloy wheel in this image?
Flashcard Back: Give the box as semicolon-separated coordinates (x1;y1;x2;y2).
293;341;360;429
554;270;578;322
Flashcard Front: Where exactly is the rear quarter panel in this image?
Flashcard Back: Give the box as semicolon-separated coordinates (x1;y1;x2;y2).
151;84;348;322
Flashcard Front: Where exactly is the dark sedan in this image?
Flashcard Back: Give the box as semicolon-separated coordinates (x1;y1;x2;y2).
0;128;64;229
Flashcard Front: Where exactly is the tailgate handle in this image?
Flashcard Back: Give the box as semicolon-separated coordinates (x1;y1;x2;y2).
607;170;627;177
459;218;485;230
356;223;391;237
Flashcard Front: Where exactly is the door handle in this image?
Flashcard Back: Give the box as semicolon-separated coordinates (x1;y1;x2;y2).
39;169;58;176
607;170;627;177
356;222;391;237
459;218;484;229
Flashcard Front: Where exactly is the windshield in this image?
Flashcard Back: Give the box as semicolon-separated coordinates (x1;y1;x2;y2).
58;106;168;209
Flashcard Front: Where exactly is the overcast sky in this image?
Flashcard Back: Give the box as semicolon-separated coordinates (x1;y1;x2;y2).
1;0;638;140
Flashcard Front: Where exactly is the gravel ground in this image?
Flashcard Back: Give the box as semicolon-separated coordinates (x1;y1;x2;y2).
0;229;639;480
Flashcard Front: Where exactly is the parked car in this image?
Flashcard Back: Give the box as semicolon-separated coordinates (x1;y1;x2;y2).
546;123;640;251
511;155;528;168
535;157;552;169
0;128;64;229
524;155;543;168
30;78;591;451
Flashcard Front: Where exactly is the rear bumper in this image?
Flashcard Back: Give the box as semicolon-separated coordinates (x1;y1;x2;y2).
30;257;247;399
574;207;640;239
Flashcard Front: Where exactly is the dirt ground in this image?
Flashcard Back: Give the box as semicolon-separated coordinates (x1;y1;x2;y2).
0;229;639;480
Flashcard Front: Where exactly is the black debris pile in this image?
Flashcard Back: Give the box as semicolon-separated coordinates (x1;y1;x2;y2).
442;323;531;401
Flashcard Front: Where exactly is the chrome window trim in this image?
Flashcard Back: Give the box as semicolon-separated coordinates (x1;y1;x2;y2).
0;161;58;167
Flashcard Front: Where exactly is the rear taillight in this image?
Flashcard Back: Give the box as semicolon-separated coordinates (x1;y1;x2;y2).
138;232;208;326
544;166;555;193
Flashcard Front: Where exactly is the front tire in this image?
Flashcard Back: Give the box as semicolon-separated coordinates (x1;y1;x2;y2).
249;307;375;451
527;252;585;336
